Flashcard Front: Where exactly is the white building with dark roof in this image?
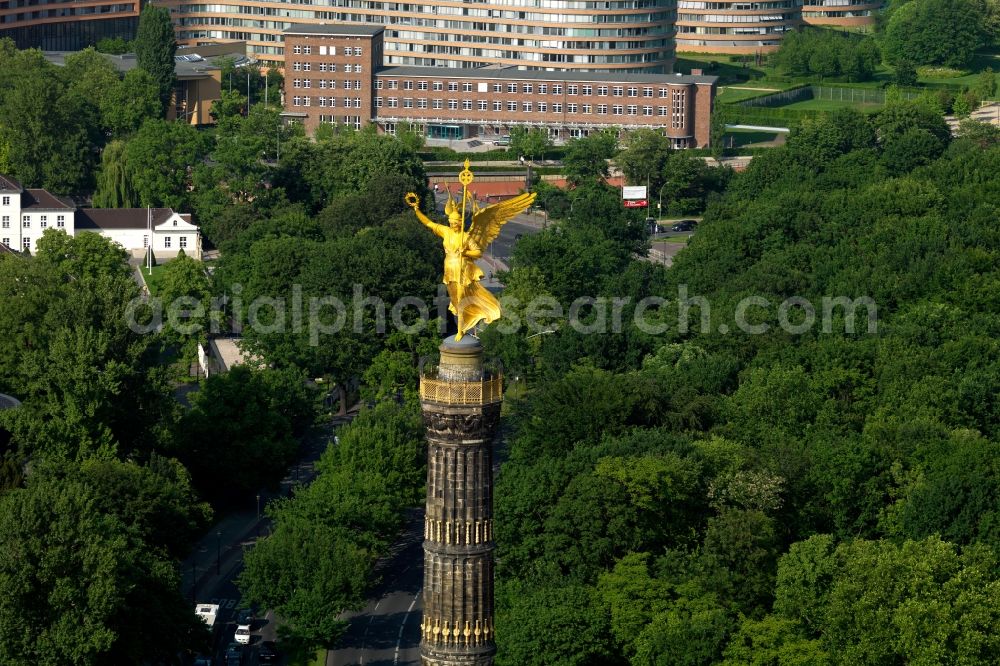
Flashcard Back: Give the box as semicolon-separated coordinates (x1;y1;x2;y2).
0;175;200;259
77;208;201;259
0;175;75;253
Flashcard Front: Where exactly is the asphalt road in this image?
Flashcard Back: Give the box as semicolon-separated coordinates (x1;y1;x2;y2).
184;421;348;666
326;511;425;666
488;219;538;269
648;231;694;267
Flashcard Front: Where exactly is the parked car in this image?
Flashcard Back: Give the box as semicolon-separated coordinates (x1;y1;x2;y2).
225;643;243;665
494;136;511;146
234;626;251;645
645;217;658;234
236;608;254;630
671;220;697;232
258;641;280;663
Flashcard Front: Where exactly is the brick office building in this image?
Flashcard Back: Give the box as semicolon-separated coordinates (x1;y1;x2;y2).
283;24;718;149
675;0;803;54
802;0;882;27
1;0;138;51
161;0;677;73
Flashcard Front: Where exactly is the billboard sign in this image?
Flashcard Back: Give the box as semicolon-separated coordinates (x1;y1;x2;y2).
622;185;648;200
623;199;648;208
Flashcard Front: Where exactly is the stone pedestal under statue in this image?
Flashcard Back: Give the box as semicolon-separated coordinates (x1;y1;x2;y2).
419;335;502;666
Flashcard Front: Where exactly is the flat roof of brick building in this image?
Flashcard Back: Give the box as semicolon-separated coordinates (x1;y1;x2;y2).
284;23;385;36
377;66;716;85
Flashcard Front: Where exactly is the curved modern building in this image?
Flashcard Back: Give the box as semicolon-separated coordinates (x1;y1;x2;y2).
675;0;802;54
158;0;678;73
802;0;881;27
0;0;138;51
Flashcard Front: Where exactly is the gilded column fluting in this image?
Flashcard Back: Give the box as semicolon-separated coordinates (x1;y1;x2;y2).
419;335;501;666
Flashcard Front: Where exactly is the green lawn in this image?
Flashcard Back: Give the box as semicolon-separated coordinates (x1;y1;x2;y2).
138;263;168;296
779;98;882;112
724;129;784;147
917;52;1000;91
716;87;784;104
681;42;1000;97
661;234;693;244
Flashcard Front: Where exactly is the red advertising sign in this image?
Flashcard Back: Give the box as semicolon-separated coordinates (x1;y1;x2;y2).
623;199;648;208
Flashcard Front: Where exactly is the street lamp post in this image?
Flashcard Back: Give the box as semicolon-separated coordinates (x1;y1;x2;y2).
256;493;261;520
216;531;221;575
657;181;670;219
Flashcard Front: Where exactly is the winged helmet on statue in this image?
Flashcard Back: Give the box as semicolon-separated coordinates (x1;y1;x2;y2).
406;160;536;341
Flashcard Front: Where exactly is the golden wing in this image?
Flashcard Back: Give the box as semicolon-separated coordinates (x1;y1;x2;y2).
469;191;537;248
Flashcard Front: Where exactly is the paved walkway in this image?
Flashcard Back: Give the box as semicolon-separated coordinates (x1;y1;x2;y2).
128;256;151;297
647;235;691;268
947;102;1000;133
725;85;781;92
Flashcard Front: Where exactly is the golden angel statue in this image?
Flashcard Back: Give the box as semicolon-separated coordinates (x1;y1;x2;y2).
406;160;535;341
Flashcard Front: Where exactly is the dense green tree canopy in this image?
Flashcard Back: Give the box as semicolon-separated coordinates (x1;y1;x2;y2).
0;232;169;461
134;3;177;113
95;37;131;55
170;365;315;502
274;126;428;214
239;401;424;649
616;128;672;195
96;118;210;210
0;41;164;194
508;125;552;160
101;69;162;139
608;133;732;217
213;194;442;384
775;28;880;81
562;130;618;185
0;47;96;193
493;97;1000;664
0;459;210;665
881;0;987;68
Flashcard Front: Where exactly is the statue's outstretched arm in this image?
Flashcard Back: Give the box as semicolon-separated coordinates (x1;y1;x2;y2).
464;240;483;259
405;193;444;237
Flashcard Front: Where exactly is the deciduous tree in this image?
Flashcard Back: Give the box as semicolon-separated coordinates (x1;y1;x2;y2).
121;119;210;209
616;128;671;195
509;125;551;161
881;0;986;68
101;68;162;138
171;365;314;501
0;460;210;665
562;130;617;185
93;139;138;208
